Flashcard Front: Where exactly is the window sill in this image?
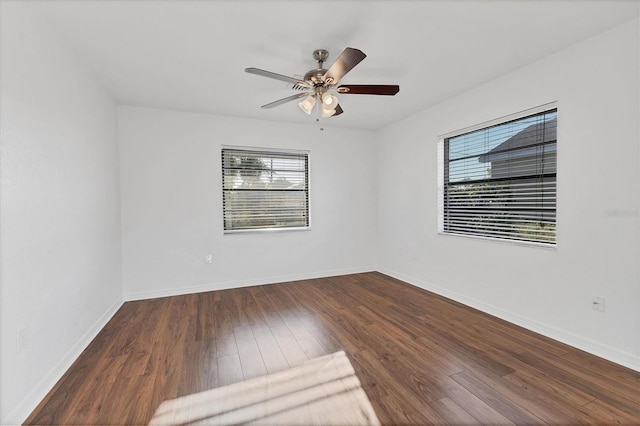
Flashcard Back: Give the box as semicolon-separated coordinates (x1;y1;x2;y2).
224;226;311;235
438;231;557;250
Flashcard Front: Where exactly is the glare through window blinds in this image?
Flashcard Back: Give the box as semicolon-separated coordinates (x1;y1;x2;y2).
443;109;557;245
222;148;309;232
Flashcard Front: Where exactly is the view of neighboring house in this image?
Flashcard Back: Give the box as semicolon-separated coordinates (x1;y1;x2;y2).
479;117;557;179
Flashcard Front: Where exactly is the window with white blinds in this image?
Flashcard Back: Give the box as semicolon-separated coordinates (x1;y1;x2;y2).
439;107;557;245
222;147;309;232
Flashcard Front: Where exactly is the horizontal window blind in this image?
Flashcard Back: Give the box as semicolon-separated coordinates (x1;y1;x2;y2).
441;108;557;245
222;147;309;232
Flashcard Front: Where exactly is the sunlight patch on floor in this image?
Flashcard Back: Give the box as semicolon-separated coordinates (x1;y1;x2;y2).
149;351;380;425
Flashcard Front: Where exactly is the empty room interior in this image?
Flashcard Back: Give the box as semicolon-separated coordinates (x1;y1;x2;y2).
1;0;639;424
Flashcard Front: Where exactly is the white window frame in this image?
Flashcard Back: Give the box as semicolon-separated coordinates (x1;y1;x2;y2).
437;102;558;247
222;146;310;233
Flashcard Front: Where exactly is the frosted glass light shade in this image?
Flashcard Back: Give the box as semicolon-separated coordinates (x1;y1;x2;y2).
322;106;336;117
321;93;338;109
298;96;316;115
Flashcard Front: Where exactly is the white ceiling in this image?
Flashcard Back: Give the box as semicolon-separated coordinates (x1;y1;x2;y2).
33;0;638;130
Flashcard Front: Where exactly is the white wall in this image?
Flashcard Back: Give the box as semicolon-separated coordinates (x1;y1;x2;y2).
377;19;640;370
0;4;122;423
118;107;377;299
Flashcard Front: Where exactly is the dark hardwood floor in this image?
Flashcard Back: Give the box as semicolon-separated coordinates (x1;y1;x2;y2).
26;272;639;425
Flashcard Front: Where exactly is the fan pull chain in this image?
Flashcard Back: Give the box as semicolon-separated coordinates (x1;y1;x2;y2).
316;97;324;131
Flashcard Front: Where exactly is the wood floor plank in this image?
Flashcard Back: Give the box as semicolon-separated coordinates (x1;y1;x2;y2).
251;323;290;374
144;343;178;418
451;370;546;424
234;325;269;380
581;397;640;425
106;301;147;357
223;288;252;328
559;348;640;388
217;353;244;387
239;286;271;327
191;338;219;392
452;361;591;425
297;315;345;354
270;324;309;367
334;282;515;380
431;397;483;425
211;298;238;358
195;291;217;341
93;375;155;425
442;377;516;425
503;364;597;407
54;353;129;424
350;349;449;425
57;378;118;425
247;285;287;329
471;321;565;359
296;336;328;359
501;370;626;424
515;351;640;418
25;272;640;425
261;284;314;340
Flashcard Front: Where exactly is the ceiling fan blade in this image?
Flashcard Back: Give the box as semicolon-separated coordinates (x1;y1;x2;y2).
260;92;309;109
336;84;399;96
333;104;344;116
245;67;311;88
323;48;367;85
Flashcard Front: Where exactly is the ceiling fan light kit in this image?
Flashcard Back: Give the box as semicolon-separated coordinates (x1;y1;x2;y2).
245;47;399;122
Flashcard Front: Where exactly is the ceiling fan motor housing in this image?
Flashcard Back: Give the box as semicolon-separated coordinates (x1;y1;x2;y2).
304;68;327;85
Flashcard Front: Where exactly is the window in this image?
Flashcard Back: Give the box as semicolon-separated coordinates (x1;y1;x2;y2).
222;147;309;232
438;105;557;246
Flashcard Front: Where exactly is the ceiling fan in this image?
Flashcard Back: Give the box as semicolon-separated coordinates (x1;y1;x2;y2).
245;48;399;119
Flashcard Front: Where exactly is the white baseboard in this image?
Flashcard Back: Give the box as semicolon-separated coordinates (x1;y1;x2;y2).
3;298;123;425
378;267;640;372
124;266;376;301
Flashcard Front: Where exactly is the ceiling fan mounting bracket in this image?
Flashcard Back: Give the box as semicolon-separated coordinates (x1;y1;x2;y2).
312;49;329;64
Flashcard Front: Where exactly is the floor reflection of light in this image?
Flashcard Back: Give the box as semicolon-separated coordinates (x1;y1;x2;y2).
150;351;379;426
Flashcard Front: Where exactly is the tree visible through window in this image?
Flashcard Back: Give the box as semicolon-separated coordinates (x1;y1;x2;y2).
222;147;309;232
438;107;557;245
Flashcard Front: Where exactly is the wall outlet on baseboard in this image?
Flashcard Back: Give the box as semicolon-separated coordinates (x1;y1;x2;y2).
591;296;605;312
205;254;213;264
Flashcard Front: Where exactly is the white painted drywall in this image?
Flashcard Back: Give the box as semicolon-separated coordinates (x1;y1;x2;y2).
118;107;377;299
377;19;640;369
0;4;122;423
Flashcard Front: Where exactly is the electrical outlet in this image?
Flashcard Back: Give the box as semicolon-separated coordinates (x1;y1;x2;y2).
205;254;213;264
592;297;605;312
